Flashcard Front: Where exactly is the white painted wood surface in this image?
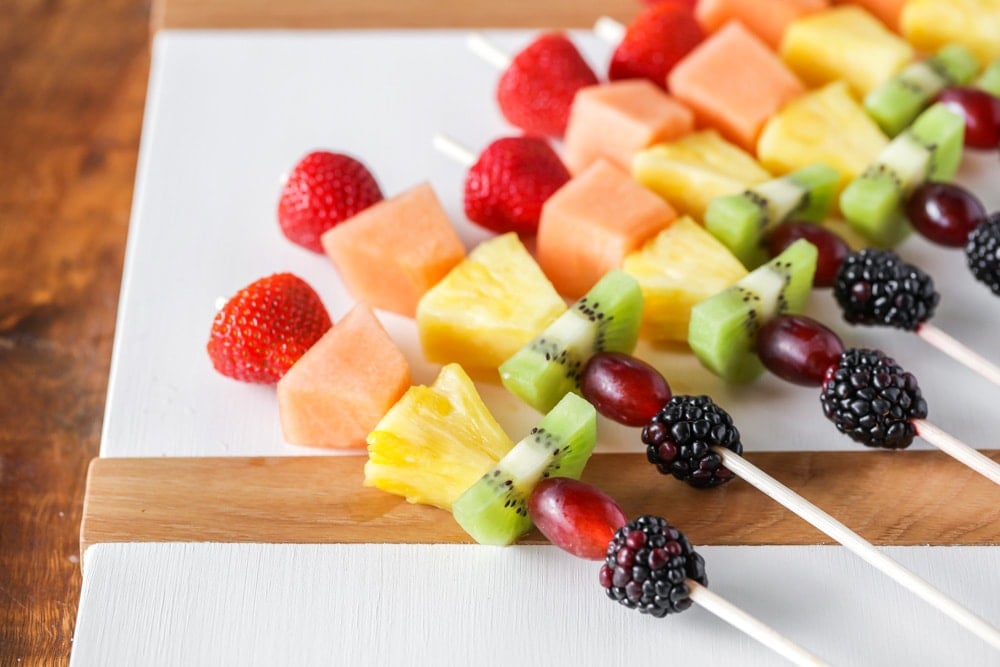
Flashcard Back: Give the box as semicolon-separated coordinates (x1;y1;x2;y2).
73;543;1000;666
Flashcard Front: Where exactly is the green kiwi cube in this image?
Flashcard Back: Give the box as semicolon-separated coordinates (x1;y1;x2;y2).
688;239;817;384
910;102;965;182
704;194;771;269
451;392;597;546
786;163;840;222
499;270;643;414
976;60;1000;98
934;44;980;86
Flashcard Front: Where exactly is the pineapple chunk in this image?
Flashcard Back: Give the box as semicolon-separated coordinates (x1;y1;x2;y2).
902;0;1000;67
757;81;890;194
364;363;514;510
623;217;748;344
416;232;566;380
632;130;771;221
780;6;915;97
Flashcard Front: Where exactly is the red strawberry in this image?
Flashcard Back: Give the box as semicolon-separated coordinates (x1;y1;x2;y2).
640;0;697;8
277;151;383;253
496;32;599;137
207;273;332;384
464;136;571;235
609;4;704;89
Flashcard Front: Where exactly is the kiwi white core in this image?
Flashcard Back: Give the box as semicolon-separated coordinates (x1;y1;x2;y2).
878;133;932;191
754;177;807;225
739;266;786;316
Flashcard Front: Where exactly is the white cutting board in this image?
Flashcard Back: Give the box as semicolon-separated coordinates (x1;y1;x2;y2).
76;30;1000;666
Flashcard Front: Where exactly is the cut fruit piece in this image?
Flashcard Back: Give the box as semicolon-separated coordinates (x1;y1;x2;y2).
667;21;805;151
901;0;1000;68
695;0;828;50
623;216;748;343
757;81;889;195
864;44;980;137
780;5;915;98
838;0;906;31
563;80;694;175
704;163;840;268
364;363;514;511
537;159;675;300
976;59;1000;97
277;303;411;450
633;130;771;220
417;232;566;381
451;393;597;546
321;182;466;317
840;102;965;247
688;239;818;383
499;270;643;414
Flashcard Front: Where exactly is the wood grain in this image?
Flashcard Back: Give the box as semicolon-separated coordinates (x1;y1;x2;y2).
80;450;1000;565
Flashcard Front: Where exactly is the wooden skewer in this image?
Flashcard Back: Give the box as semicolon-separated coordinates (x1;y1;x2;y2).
916;322;1000;388
432;134;476;168
466;32;511;70
714;447;1000;651
687;580;830;667
914;419;1000;485
593;16;627;45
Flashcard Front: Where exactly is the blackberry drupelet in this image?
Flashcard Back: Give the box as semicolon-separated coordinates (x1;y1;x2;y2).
833;249;939;331
642;395;742;488
820;348;928;450
599;515;707;617
966;213;1000;297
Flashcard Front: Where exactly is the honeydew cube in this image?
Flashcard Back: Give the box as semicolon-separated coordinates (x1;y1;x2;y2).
668;21;805;151
563;79;695;175
902;0;1000;67
321;182;466;318
695;0;828;50
537;159;675;300
780;6;915;97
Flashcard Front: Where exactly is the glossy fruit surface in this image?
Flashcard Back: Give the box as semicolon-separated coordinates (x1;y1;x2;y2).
937;87;1000;150
767;222;850;288
528;477;627;560
905;181;986;247
756;314;845;387
580;352;672;426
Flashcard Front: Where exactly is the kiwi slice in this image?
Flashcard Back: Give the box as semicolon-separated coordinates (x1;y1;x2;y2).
704;163;839;268
499;269;643;414
451;392;597;546
840;102;965;248
976;59;1000;98
864;44;979;137
688;239;817;384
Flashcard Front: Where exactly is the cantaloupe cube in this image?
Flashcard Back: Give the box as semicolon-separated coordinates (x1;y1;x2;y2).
668;21;805;151
277;303;411;450
780;6;915;98
696;0;828;50
837;0;906;31
902;0;1000;67
562;80;695;175
537;159;675;299
321;183;465;318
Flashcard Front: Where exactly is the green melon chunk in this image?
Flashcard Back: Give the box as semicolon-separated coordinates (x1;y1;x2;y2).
688;239;817;384
451;393;597;546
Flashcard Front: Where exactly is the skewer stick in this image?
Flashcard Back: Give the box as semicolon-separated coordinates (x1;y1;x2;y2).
467;32;511;70
714;447;1000;651
432;134;476;168
916;322;1000;388
914;419;1000;485
687;581;830;666
593;16;627;45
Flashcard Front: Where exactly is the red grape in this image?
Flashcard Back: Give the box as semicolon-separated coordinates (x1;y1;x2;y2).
756;314;844;387
528;477;627;560
580;352;672;426
937;87;1000;150
906;182;986;247
767;222;850;288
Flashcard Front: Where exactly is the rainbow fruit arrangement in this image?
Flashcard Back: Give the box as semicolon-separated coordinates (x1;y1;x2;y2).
205;0;1000;627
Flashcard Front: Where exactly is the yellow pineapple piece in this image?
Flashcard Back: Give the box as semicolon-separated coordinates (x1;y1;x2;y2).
757;81;890;194
780;6;915;98
364;363;514;510
416;232;566;380
623;217;748;344
632;130;771;221
902;0;1000;67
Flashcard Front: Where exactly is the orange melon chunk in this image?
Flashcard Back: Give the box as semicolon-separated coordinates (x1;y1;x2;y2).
277;302;411;450
537;159;675;299
838;0;906;31
321;182;466;318
668;21;805;151
563;80;695;175
696;0;828;50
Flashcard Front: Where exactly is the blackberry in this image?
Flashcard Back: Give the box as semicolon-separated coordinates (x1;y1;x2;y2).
833;248;939;331
820;348;928;450
599;515;707;617
966;212;1000;297
642;395;742;488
